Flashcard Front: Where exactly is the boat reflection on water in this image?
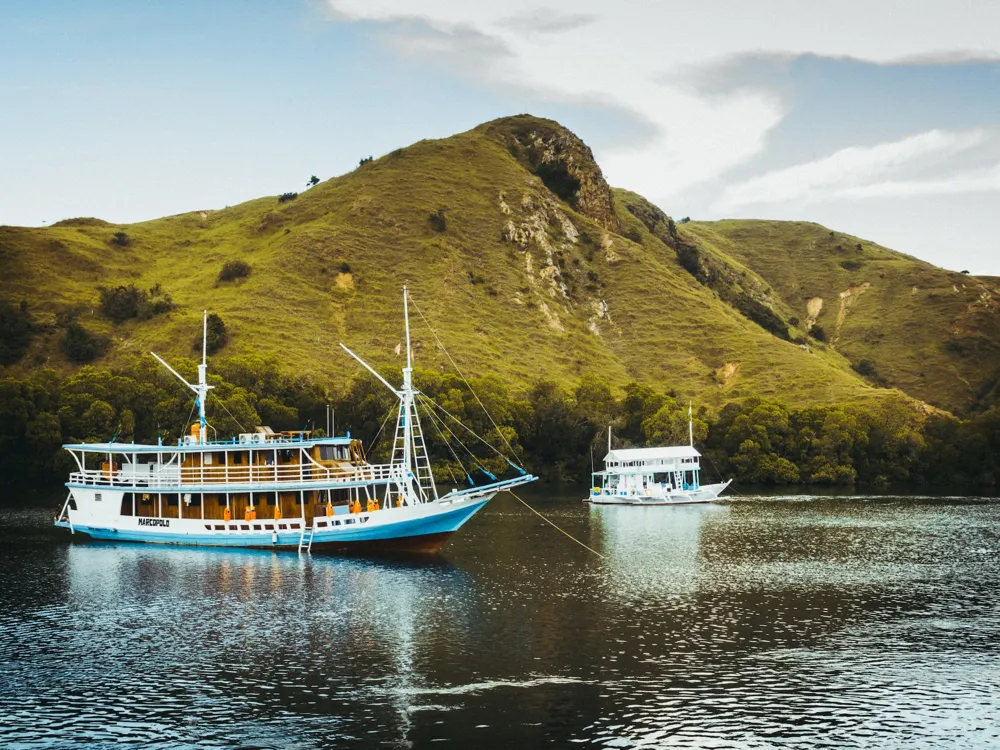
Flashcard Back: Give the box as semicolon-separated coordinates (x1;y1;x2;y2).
588;502;728;601
61;542;474;746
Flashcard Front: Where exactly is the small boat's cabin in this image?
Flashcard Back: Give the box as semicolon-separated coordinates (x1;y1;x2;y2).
593;446;702;498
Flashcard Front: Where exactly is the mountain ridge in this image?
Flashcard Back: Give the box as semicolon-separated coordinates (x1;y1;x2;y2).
2;114;998;416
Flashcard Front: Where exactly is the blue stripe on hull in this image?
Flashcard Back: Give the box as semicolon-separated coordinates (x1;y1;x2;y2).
65;498;489;550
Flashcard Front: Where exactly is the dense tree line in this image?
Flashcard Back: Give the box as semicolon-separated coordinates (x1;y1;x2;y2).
0;359;997;492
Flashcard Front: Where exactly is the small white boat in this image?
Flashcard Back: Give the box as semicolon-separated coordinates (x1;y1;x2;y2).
585;423;731;505
55;287;536;554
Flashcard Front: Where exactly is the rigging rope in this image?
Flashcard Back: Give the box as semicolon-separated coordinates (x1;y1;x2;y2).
365;402;400;464
214;396;247;434
419;395;495;479
409;295;524;466
510;491;605;560
420;399;461;485
419;393;524;472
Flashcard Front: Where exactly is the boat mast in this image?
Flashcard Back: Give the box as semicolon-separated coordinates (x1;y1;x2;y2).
402;286;413;477
150;310;213;445
197;311;209;444
688;402;694;447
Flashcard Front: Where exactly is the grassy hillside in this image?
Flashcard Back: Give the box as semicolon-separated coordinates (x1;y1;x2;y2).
1;115;973;415
683;221;1000;414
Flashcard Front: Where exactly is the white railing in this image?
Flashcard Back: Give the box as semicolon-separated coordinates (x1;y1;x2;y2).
68;462;406;489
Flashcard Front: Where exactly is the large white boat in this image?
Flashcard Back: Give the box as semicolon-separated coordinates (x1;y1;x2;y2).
54;287;536;554
586;421;731;505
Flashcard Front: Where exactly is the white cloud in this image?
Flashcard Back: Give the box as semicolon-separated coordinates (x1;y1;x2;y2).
325;1;1000;201
836;165;1000;198
715;129;991;208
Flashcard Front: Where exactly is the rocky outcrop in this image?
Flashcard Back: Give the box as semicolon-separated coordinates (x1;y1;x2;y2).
481;115;621;233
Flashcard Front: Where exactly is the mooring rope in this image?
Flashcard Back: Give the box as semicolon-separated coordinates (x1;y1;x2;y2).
510;491;606;559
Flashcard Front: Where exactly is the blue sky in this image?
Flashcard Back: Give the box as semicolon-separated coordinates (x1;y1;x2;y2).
2;0;999;274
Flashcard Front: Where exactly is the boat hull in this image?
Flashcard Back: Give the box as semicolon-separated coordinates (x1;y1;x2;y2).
56;494;492;555
584;481;731;506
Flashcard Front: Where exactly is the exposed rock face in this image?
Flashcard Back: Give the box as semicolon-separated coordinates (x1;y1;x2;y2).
481;115;621;233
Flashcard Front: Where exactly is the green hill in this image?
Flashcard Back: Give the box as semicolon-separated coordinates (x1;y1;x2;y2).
2;115;997;416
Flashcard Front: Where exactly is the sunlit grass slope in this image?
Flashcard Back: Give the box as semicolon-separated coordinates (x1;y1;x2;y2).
1;116;899;411
683;220;1000;413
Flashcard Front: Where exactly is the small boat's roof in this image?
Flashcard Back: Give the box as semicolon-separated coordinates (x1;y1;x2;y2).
63;435;354;453
604;446;701;462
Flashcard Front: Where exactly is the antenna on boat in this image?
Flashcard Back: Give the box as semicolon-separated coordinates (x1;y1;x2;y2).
608;425;612;453
150;310;214;445
689;402;694;447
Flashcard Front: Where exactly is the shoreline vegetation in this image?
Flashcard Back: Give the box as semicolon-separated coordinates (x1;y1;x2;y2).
1;355;997;494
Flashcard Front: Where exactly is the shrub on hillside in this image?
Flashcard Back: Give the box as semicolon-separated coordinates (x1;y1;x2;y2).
0;300;34;365
111;231;131;247
278;192;298;203
194;313;228;355
675;244;701;277
428;208;447;232
358;156;373;167
851;358;886;385
624;226;643;243
218;260;251;282
808;324;828;342
338;261;351;274
734;294;790;341
98;284;176;323
840;259;864;271
60;323;110;363
308;175;320;187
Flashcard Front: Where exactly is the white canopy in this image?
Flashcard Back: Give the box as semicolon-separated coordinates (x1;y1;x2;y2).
604;446;700;463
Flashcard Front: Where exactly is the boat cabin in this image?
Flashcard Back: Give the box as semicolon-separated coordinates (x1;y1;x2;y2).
594;446;702;498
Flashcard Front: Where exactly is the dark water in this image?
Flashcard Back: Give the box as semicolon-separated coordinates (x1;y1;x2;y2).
2;488;999;749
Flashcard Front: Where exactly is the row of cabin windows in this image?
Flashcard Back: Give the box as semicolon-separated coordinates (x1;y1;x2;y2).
135;446;351;467
607;458;698;468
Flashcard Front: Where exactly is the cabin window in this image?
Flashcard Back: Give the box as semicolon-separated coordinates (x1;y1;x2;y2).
252;524;262;530
240;524;250;531
290;523;301;530
214;525;225;530
278;524;287;530
204;453;213;466
315;521;327;528
166;496;178;507
94;493;102;502
320;446;335;461
264;524;274;531
232;452;244;465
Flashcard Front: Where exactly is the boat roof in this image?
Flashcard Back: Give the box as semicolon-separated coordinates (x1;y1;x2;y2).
604;446;701;462
63;435;355;453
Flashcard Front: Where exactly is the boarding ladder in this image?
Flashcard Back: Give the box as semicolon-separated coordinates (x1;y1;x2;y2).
298;525;314;554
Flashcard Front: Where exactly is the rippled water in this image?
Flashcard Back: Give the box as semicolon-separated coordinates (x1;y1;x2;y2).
2;489;999;748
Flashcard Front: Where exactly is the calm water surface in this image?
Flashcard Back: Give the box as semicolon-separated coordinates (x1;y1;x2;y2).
1;488;998;748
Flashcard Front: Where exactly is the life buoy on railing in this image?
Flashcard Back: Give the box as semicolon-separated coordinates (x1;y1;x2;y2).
396;493;403;508
366;498;377;512
224;506;231;522
273;505;281;520
244;507;252;522
325;502;334;517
